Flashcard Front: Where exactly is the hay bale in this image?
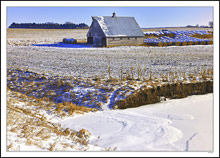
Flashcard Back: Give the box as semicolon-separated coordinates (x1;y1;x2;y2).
181;41;187;46
193;40;200;45
162;42;167;47
63;38;77;44
158;42;163;47
167;41;173;46
200;40;206;45
175;41;181;46
207;40;213;45
187;41;193;45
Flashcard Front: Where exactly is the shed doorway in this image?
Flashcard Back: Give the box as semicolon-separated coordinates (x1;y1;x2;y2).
87;37;93;44
102;37;106;47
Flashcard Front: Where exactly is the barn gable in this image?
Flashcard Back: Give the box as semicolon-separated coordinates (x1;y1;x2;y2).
87;18;105;38
87;18;106;46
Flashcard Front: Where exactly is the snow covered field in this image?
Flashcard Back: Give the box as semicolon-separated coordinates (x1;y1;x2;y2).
7;28;213;79
7;29;88;46
7;45;213;79
61;93;213;151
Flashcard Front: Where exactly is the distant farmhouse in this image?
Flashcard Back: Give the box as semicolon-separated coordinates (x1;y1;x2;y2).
87;13;145;47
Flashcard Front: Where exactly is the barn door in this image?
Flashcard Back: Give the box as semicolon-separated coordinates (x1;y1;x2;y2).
87;37;93;44
102;37;106;47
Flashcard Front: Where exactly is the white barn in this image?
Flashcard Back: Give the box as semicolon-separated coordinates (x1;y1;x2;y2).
87;13;145;47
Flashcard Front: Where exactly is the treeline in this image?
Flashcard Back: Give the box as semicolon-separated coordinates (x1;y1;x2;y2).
186;25;210;28
8;22;89;29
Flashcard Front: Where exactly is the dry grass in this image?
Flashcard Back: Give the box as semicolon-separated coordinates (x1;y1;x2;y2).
116;80;213;109
7;89;92;151
7;61;213;114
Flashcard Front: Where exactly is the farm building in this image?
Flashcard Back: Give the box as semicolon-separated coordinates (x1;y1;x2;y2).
87;13;145;47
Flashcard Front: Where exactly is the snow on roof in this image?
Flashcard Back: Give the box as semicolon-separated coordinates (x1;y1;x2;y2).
92;16;144;37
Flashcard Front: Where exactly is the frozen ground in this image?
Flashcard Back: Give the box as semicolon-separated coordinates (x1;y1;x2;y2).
60;93;213;151
7;45;213;79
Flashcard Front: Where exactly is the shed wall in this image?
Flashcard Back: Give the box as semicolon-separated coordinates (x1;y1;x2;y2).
106;37;144;46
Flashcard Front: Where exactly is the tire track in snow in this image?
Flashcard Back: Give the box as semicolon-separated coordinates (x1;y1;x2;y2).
185;132;198;151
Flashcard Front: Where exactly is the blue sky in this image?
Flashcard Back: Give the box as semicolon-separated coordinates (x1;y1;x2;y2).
7;7;213;28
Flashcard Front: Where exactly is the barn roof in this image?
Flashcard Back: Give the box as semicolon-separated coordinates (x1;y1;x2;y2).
92;16;144;37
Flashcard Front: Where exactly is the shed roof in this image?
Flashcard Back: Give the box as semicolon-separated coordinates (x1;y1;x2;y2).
92;16;144;37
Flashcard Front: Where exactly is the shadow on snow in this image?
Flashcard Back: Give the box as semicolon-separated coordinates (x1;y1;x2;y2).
32;42;93;48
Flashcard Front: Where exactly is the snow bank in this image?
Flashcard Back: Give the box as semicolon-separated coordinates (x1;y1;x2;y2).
60;94;213;151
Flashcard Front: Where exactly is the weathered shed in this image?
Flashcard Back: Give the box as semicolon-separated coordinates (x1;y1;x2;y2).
87;13;145;47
